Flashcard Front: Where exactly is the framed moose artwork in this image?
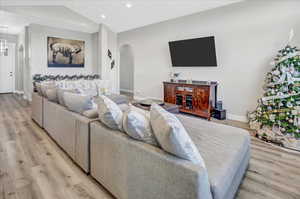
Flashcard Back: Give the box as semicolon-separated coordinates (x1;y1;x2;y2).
47;36;85;68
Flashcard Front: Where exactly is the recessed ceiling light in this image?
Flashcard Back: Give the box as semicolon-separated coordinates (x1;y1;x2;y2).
101;14;106;19
125;2;132;8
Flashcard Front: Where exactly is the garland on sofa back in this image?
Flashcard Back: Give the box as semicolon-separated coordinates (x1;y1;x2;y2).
33;74;100;82
33;74;101;92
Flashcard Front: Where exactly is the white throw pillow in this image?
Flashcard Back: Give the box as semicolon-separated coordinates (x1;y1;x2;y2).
63;92;93;114
123;105;158;146
95;95;123;131
150;103;206;166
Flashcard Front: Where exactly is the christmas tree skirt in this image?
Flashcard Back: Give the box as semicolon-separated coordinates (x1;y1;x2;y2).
256;126;300;151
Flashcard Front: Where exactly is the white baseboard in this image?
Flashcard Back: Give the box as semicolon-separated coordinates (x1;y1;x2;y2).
14;90;24;95
227;113;248;123
120;89;134;94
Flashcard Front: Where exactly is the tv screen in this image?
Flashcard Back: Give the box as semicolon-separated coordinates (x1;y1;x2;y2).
168;36;217;67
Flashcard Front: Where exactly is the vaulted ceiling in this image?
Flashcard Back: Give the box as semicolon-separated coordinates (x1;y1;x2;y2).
0;0;242;34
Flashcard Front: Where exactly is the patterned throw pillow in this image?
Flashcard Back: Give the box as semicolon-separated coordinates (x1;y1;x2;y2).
150;103;206;167
95;95;123;131
123;105;158;146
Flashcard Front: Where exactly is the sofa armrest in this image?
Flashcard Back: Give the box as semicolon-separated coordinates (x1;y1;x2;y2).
90;122;212;199
72;113;100;173
31;92;44;127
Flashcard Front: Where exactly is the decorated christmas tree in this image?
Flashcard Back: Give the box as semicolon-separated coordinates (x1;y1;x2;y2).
249;30;300;150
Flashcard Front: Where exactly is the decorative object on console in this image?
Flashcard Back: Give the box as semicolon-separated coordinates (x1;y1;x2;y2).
170;72;181;82
249;42;300;151
48;37;85;68
164;81;217;120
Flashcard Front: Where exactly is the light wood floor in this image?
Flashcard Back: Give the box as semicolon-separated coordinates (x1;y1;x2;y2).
0;94;299;199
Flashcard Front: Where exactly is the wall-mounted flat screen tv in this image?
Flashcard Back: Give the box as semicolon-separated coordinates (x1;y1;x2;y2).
168;36;217;67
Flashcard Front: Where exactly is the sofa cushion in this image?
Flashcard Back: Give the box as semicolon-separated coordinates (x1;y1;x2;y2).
177;115;251;199
45;87;58;102
63;92;93;114
123;105;158;146
82;109;98;119
57;88;78;107
95;95;123;131
150;104;206;166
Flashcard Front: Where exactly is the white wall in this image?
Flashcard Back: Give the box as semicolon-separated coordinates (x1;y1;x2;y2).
98;24;119;93
120;44;134;93
118;0;300;121
20;24;99;99
28;24;97;76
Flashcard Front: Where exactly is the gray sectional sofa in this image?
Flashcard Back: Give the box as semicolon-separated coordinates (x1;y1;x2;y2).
90;115;250;199
43;98;95;172
32;92;95;172
32;91;250;199
31;92;44;127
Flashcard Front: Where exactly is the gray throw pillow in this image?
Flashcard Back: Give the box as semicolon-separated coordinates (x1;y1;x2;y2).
95;95;123;131
150;103;206;167
57;88;78;107
78;88;98;97
123;105;158;146
63;92;93;114
45;87;58;102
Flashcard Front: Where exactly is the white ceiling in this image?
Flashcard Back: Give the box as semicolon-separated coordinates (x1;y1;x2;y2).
0;0;242;34
0;6;99;34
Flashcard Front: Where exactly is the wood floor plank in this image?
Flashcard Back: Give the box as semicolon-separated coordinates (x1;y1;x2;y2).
0;94;299;199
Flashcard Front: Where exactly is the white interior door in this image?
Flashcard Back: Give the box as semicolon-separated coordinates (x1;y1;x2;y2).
0;43;15;93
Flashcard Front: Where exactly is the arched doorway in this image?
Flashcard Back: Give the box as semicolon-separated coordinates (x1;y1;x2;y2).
119;44;134;98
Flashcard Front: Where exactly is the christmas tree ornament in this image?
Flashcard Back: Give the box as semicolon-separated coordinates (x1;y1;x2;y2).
287;101;293;108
